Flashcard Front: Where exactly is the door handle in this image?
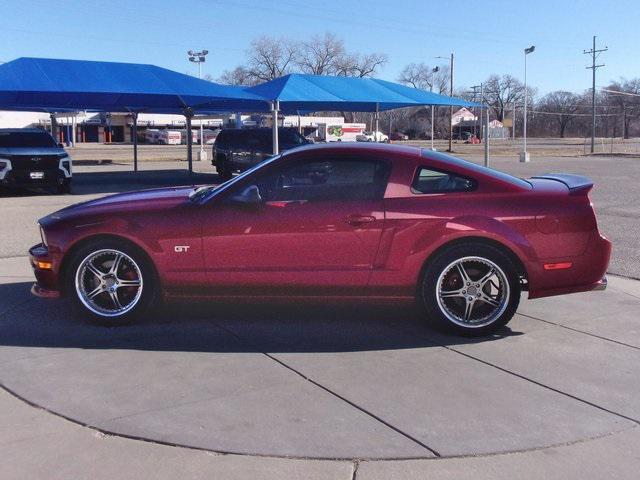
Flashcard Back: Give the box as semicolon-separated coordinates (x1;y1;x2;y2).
346;215;376;227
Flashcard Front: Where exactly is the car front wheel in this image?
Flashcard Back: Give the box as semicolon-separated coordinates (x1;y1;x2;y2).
67;240;157;324
420;243;521;336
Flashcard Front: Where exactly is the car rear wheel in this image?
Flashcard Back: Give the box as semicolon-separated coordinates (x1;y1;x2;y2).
420;243;520;336
67;240;157;325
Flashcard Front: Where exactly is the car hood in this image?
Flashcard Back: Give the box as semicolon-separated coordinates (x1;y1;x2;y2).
0;147;67;157
41;186;196;225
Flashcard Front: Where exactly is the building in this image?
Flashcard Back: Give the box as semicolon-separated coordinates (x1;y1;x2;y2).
0;110;223;144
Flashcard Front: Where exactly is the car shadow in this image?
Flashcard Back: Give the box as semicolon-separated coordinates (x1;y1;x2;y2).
0;281;524;355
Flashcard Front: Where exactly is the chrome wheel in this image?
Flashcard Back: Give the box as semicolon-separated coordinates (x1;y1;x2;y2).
75;249;143;317
435;256;510;328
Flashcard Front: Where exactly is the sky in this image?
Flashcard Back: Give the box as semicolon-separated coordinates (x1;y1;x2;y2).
0;0;638;96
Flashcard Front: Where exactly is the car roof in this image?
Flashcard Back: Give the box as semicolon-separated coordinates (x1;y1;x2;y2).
286;141;421;157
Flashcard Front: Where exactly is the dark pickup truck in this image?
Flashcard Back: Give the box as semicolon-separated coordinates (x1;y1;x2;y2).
0;128;72;194
212;127;310;180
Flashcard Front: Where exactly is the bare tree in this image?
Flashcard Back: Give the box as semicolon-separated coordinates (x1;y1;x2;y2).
246;35;297;82
215;66;257;86
482;74;528;122
537;91;584;138
605;78;640;138
398;62;449;93
295;32;345;75
337;53;388;78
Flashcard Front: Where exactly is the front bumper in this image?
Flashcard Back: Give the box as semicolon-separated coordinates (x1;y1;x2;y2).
2;169;69;188
29;243;61;299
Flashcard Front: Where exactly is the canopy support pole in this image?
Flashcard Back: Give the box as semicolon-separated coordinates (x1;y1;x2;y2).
184;108;194;175
430;106;435;150
71;115;77;147
272;100;279;155
132;112;139;173
374;103;379;142
49;113;57;142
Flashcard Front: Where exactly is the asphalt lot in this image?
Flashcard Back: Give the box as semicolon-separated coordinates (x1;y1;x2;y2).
1;146;639;479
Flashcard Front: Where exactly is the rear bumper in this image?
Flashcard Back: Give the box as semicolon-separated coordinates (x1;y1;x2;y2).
528;234;611;299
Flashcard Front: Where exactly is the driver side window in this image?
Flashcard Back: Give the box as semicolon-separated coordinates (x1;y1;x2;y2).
254;159;390;202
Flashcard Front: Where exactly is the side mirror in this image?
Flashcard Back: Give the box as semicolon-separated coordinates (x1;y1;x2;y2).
230;185;262;205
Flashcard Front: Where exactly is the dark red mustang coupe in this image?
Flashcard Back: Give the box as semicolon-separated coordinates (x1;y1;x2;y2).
29;143;610;336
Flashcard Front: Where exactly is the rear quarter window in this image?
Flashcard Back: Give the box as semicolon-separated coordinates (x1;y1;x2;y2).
412;167;476;194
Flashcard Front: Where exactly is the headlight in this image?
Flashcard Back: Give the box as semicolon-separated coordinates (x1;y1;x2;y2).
39;224;48;246
0;158;11;180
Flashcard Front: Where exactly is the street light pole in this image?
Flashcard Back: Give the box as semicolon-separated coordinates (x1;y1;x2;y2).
520;45;535;163
430;66;439;150
437;54;455;152
188;49;209;162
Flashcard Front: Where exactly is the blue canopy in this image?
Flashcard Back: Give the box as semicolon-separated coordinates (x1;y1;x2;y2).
247;73;481;113
0;57;269;114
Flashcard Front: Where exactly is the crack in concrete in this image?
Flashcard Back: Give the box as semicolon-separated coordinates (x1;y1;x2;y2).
518;312;640;351
213;321;443;458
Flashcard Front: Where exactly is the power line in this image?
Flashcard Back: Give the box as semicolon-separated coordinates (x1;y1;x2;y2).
583;36;608;153
599;88;640;98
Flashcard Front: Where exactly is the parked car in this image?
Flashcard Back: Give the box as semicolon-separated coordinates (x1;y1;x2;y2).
212;127;310;180
356;130;389;143
30;143;610;336
390;132;409;141
0;128;72;194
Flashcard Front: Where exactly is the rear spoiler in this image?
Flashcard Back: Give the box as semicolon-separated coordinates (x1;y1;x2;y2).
530;173;594;196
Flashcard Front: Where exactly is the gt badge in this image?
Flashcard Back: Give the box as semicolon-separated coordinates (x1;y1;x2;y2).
174;245;191;253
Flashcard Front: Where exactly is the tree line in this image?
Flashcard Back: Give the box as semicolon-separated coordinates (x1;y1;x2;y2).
216;33;640;139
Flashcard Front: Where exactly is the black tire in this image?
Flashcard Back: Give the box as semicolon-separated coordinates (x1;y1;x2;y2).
216;155;233;181
56;181;71;195
65;238;158;325
419;243;521;337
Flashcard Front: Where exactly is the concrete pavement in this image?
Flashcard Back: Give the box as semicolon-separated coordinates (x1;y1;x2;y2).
1;256;639;478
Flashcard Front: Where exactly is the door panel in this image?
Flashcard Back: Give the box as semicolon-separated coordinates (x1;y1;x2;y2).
202;199;385;296
201;156;391;297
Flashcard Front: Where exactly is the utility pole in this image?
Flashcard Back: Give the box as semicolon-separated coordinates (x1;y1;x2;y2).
188;49;209;161
583;36;607;154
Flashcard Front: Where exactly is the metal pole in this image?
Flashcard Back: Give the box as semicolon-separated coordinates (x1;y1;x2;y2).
583;36;606;154
590;36;596;153
374;103;379;142
132;112;138;173
272;100;279;155
512;102;516;141
185;109;193;174
520;45;534;162
448;53;454;152
198;61;205;160
484;104;489;167
482;83;489;167
523;52;528;156
430;106;435;150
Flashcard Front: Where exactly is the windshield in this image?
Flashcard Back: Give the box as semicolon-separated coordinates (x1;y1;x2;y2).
0;131;58;148
280;129;307;145
189;153;285;203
